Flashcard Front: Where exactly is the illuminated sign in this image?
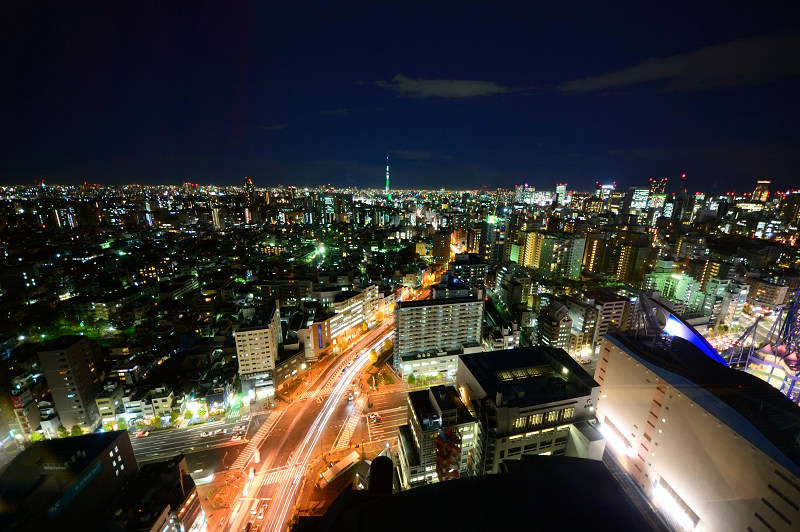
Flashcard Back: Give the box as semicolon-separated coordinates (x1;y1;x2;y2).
317;324;323;349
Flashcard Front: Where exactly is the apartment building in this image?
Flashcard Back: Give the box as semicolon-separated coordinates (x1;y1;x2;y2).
394;296;483;378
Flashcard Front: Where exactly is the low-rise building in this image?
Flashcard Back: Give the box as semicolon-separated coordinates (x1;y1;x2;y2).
95;381;124;422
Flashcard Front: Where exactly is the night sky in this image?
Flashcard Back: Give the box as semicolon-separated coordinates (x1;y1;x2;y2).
2;2;800;192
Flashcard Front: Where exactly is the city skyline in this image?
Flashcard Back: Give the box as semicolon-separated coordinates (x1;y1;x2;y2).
3;3;800;190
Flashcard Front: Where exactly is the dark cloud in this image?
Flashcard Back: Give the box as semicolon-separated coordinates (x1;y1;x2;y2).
259;124;285;131
321;109;349;116
560;30;800;93
376;73;515;98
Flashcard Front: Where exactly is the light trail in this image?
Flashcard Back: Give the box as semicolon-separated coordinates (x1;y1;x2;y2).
263;327;394;532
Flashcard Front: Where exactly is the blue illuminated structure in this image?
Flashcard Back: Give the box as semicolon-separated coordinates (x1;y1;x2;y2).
639;293;727;366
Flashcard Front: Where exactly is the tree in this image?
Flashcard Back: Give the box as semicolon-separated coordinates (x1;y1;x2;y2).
135;420;145;430
30;432;44;442
70;425;83;437
198;406;207;418
116;418;129;431
184;410;194;420
103;422;114;433
369;351;379;365
169;411;180;425
407;374;416;386
57;426;69;438
151;417;163;428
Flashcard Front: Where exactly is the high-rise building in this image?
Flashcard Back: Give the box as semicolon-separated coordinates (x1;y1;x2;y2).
537;301;572;350
394;296;483;377
779;193;800;225
432;229;453;267
449;253;488;292
37;336;100;431
596;317;800;532
236;302;282;400
556;183;567;205
520;231;584;280
519;230;543;269
483;216;507;263
753;180;771;202
582;230;611;274
538;234;585;280
649;177;668;195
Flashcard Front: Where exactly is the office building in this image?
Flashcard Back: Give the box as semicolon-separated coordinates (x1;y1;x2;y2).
457;347;603;475
596;306;800;532
37;336;100;431
394;296;483;378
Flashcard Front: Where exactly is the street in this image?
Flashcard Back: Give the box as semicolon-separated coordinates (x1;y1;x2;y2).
221;321;396;532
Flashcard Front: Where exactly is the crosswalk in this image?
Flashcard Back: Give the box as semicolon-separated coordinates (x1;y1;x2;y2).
226;407;241;419
262;465;294;486
332;396;366;451
231;410;285;471
296;385;333;402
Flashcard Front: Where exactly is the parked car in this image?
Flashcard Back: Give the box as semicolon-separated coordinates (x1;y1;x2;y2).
136;431;150;438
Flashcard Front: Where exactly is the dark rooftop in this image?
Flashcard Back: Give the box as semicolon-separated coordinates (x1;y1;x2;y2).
37;335;85;352
408;385;474;429
397;295;480;309
333;290;360;303
0;431;126;499
297;455;656;532
460;346;598;408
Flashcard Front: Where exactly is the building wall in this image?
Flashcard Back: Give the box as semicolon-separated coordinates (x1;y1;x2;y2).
38;337;100;430
236;307;281;384
596;337;800;532
394;299;483;374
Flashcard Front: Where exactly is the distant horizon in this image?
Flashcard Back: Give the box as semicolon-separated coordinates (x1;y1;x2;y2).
0;178;786;196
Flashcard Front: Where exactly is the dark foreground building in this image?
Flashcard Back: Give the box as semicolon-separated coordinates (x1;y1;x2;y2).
294;455;659;532
0;431;136;529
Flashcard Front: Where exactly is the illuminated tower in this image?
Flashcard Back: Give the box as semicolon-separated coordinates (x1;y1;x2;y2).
385;157;391;200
